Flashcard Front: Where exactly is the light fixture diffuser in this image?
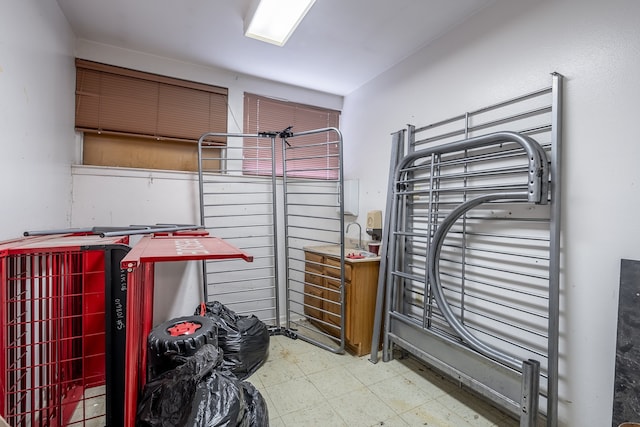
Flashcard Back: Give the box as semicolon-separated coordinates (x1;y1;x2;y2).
244;0;316;47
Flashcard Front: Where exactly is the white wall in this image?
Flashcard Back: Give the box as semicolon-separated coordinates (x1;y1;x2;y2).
0;0;76;240
341;0;640;425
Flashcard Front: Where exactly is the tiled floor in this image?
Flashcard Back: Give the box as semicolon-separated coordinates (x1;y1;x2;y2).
69;385;106;426
251;335;518;427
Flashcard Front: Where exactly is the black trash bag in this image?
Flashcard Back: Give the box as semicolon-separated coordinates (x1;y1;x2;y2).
137;344;269;427
195;301;270;380
242;380;269;427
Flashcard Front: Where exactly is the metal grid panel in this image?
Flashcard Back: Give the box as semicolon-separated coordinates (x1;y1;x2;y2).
197;129;347;353
381;74;562;426
1;247;108;426
282;128;346;353
198;135;281;324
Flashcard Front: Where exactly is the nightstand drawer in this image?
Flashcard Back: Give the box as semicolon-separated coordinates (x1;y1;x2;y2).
324;256;351;281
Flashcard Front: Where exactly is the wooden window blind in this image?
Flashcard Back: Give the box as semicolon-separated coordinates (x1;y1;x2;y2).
75;59;228;171
243;93;340;180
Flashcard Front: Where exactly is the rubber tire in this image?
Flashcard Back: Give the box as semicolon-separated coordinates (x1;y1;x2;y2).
147;315;217;359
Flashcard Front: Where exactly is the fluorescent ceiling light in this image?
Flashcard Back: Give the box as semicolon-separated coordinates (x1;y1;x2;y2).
244;0;316;47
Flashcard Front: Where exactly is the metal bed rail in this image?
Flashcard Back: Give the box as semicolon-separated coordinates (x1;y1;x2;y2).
197;132;282;325
197;128;347;353
281;127;347;354
283;128;346;353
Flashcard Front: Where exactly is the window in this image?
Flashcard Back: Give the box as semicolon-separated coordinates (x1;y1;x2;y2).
75;59;228;172
243;93;341;180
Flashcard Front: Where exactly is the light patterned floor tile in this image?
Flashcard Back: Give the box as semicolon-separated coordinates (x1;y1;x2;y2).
327;386;397;427
84;385;106;398
288;346;348;375
368;374;436;414
267;335;286;358
369;414;410;426
247;373;265;390
343;355;401;386
280;401;348;426
69;386;106;424
399;363;458;399
255;355;306;387
260;336;526;427
436;390;517;426
274;334;317;357
391;353;436;375
268;416;286;427
400;399;475;426
265;377;325;416
306;364;366;399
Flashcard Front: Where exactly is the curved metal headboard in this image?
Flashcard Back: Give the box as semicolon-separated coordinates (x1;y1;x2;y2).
394;131;549;371
395;131;549;207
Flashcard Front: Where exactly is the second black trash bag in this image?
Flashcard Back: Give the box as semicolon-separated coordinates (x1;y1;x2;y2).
195;301;270;380
137;344;269;427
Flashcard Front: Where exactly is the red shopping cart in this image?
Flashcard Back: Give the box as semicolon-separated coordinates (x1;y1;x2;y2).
0;233;130;427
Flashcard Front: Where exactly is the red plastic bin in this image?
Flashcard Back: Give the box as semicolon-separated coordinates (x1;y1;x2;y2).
120;231;253;427
0;234;130;427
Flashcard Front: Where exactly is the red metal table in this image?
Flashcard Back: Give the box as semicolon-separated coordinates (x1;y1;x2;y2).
120;231;253;427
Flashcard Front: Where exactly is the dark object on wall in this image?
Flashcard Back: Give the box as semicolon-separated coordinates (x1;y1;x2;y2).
137;344;269;427
613;259;640;426
195;301;270;380
147;315;218;380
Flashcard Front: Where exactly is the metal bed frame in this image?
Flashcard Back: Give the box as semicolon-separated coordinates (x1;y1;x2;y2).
371;73;563;426
197;131;283;326
197;127;347;353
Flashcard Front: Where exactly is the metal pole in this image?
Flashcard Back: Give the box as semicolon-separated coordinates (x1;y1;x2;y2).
274;135;284;328
520;359;540;427
369;130;403;363
336;129;347;353
198;134;210;302
381;130;407;362
99;224;204;237
547;71;564;427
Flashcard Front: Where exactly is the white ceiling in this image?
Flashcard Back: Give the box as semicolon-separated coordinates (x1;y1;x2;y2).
56;0;494;96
